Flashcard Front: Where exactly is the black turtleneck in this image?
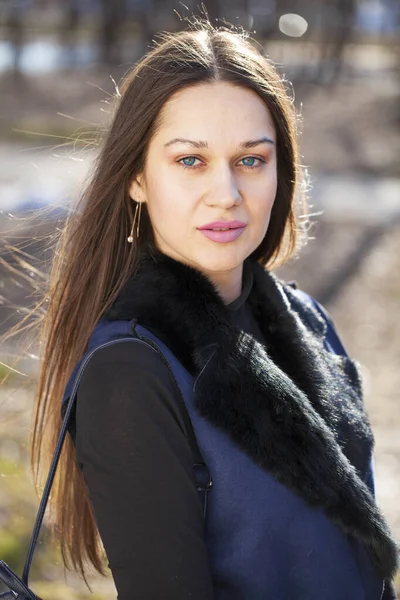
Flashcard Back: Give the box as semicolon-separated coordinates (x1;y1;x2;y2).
227;258;266;345
74;260;265;600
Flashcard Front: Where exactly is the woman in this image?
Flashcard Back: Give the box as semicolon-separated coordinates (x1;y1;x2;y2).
31;21;398;599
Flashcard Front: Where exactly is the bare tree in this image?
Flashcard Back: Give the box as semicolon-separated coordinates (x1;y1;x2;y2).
317;0;356;85
59;0;80;69
98;0;126;65
200;1;222;25
5;2;26;83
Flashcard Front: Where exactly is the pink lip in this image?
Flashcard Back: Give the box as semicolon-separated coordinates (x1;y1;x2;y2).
199;227;246;243
198;220;246;230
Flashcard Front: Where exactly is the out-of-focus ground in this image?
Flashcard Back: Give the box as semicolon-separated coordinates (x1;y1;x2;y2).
0;20;399;599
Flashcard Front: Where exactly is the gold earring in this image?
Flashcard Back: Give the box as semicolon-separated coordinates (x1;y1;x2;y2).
127;201;142;243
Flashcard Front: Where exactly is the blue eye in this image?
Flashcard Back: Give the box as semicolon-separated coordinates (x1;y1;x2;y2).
178;156;200;168
177;155;265;170
241;157;258;167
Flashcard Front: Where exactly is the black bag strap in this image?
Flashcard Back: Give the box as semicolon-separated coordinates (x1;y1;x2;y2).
18;333;212;588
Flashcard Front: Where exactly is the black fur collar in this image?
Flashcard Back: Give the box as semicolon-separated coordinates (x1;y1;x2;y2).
106;248;399;580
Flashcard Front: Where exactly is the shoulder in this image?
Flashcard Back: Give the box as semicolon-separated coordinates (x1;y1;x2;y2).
84;336;169;373
79;337;181;402
76;339;191;441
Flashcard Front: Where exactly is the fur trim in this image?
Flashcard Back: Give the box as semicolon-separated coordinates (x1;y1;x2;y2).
106;248;399;580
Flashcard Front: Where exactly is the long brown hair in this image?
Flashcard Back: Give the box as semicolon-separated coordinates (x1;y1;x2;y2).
3;19;309;586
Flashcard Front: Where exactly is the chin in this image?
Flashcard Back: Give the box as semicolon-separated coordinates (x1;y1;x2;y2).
192;248;247;274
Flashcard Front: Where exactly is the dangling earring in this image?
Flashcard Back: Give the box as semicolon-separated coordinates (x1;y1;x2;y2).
127;201;142;243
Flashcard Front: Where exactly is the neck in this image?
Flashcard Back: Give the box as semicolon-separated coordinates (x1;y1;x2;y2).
147;246;245;305
202;262;244;305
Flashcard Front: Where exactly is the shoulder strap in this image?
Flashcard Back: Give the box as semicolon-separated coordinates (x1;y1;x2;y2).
20;327;211;587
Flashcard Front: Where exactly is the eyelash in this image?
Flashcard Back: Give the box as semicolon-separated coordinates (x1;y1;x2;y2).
176;156;266;171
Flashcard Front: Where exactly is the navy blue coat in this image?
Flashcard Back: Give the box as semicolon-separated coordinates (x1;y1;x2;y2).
62;250;399;599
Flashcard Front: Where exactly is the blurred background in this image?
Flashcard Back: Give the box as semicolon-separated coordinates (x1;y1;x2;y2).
0;0;399;597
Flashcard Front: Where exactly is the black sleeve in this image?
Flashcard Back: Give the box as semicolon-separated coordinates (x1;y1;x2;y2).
75;340;214;600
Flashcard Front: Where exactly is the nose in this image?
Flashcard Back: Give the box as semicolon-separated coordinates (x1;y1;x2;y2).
204;164;242;208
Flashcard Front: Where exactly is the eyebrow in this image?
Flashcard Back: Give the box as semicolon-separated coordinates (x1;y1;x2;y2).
163;136;275;149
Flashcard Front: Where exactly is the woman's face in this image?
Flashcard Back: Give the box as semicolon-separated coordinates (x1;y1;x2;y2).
129;81;277;283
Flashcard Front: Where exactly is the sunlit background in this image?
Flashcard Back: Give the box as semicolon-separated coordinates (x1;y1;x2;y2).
0;0;399;597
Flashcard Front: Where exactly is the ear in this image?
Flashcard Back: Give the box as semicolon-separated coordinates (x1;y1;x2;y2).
128;174;147;203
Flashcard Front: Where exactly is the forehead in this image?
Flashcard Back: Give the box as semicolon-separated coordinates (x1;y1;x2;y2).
153;81;276;145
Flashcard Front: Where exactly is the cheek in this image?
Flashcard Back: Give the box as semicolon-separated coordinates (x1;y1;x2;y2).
145;182;189;228
250;174;277;215
270;176;278;206
265;167;278;208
